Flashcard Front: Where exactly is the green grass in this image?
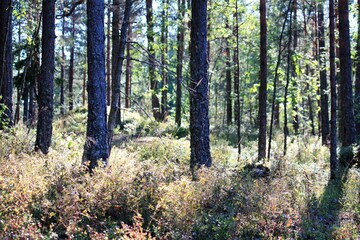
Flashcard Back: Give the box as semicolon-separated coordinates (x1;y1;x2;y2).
0;112;359;239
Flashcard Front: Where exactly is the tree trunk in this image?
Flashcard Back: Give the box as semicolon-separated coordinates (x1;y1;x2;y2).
338;0;356;146
161;0;168;120
329;0;338;179
190;0;211;171
60;16;65;115
82;0;108;170
258;0;267;160
355;0;360;138
68;14;75;111
107;0;132;156
234;2;241;156
175;0;185;127
125;22;132;108
35;0;55;154
106;0;111;106
292;0;299;134
0;0;13;127
146;0;161;121
225;0;232;126
318;2;330;145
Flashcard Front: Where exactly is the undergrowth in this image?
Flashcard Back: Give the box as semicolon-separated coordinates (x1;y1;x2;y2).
0;113;359;239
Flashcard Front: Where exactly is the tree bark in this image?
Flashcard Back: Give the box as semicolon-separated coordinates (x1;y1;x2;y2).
318;2;329;145
329;0;338;179
258;0;267;160
338;0;356;146
83;0;108;170
35;0;55;154
68;14;75;111
60;16;65;115
107;0;132;156
355;0;360;138
125;22;132;108
291;0;299;134
190;0;211;171
146;0;161;121
225;0;232;126
175;0;185;127
161;0;169;120
0;0;13;127
106;0;111;106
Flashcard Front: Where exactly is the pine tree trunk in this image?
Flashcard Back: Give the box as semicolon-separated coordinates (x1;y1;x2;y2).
190;0;211;171
68;15;75;111
338;0;356;146
329;0;338;179
318;2;330;145
125;22;132;108
60;16;65;115
35;0;55;154
161;0;168;120
83;0;108;170
108;0;132;156
0;0;13;127
175;0;185;127
292;0;299;134
106;0;111;106
146;0;161;121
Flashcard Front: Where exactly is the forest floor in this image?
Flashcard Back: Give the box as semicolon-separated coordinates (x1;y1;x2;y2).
0;109;359;239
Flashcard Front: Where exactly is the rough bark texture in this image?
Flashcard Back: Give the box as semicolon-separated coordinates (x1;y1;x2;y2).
338;0;356;146
125;22;132;109
106;0;111;106
329;0;338;179
258;0;267;160
146;0;161;121
0;0;13;127
160;0;169;120
189;0;211;170
60;17;65;115
318;2;329;145
35;0;55;154
356;0;360;138
68;14;75;111
291;0;299;134
108;0;132;156
83;0;108;169
175;0;185;127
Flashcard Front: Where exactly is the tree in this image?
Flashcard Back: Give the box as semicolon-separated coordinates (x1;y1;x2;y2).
125;22;132;109
35;0;55;153
258;0;267;160
189;0;211;171
146;0;161;121
355;0;360;138
0;0;13;127
68;13;75;111
82;0;108;170
329;0;338;179
318;1;329;145
338;0;356;147
175;0;185;127
225;0;232;126
108;0;132;156
160;0;169;120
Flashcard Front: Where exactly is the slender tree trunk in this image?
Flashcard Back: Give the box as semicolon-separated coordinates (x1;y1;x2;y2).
161;0;168;120
355;0;360;138
107;0;132;156
35;0;55;154
225;0;232;126
189;0;211;171
175;0;185;127
318;2;330;145
106;0;111;106
234;2;241;156
68;14;75;111
23;83;29;123
146;0;161;121
258;0;267;160
125;22;132;108
60;16;65;115
284;9;293;156
82;55;86;106
329;0;338;179
83;0;108;170
338;0;356;146
292;0;299;134
0;0;13;127
268;0;292;159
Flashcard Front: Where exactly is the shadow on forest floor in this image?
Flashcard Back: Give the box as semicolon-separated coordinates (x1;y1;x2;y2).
300;166;349;239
